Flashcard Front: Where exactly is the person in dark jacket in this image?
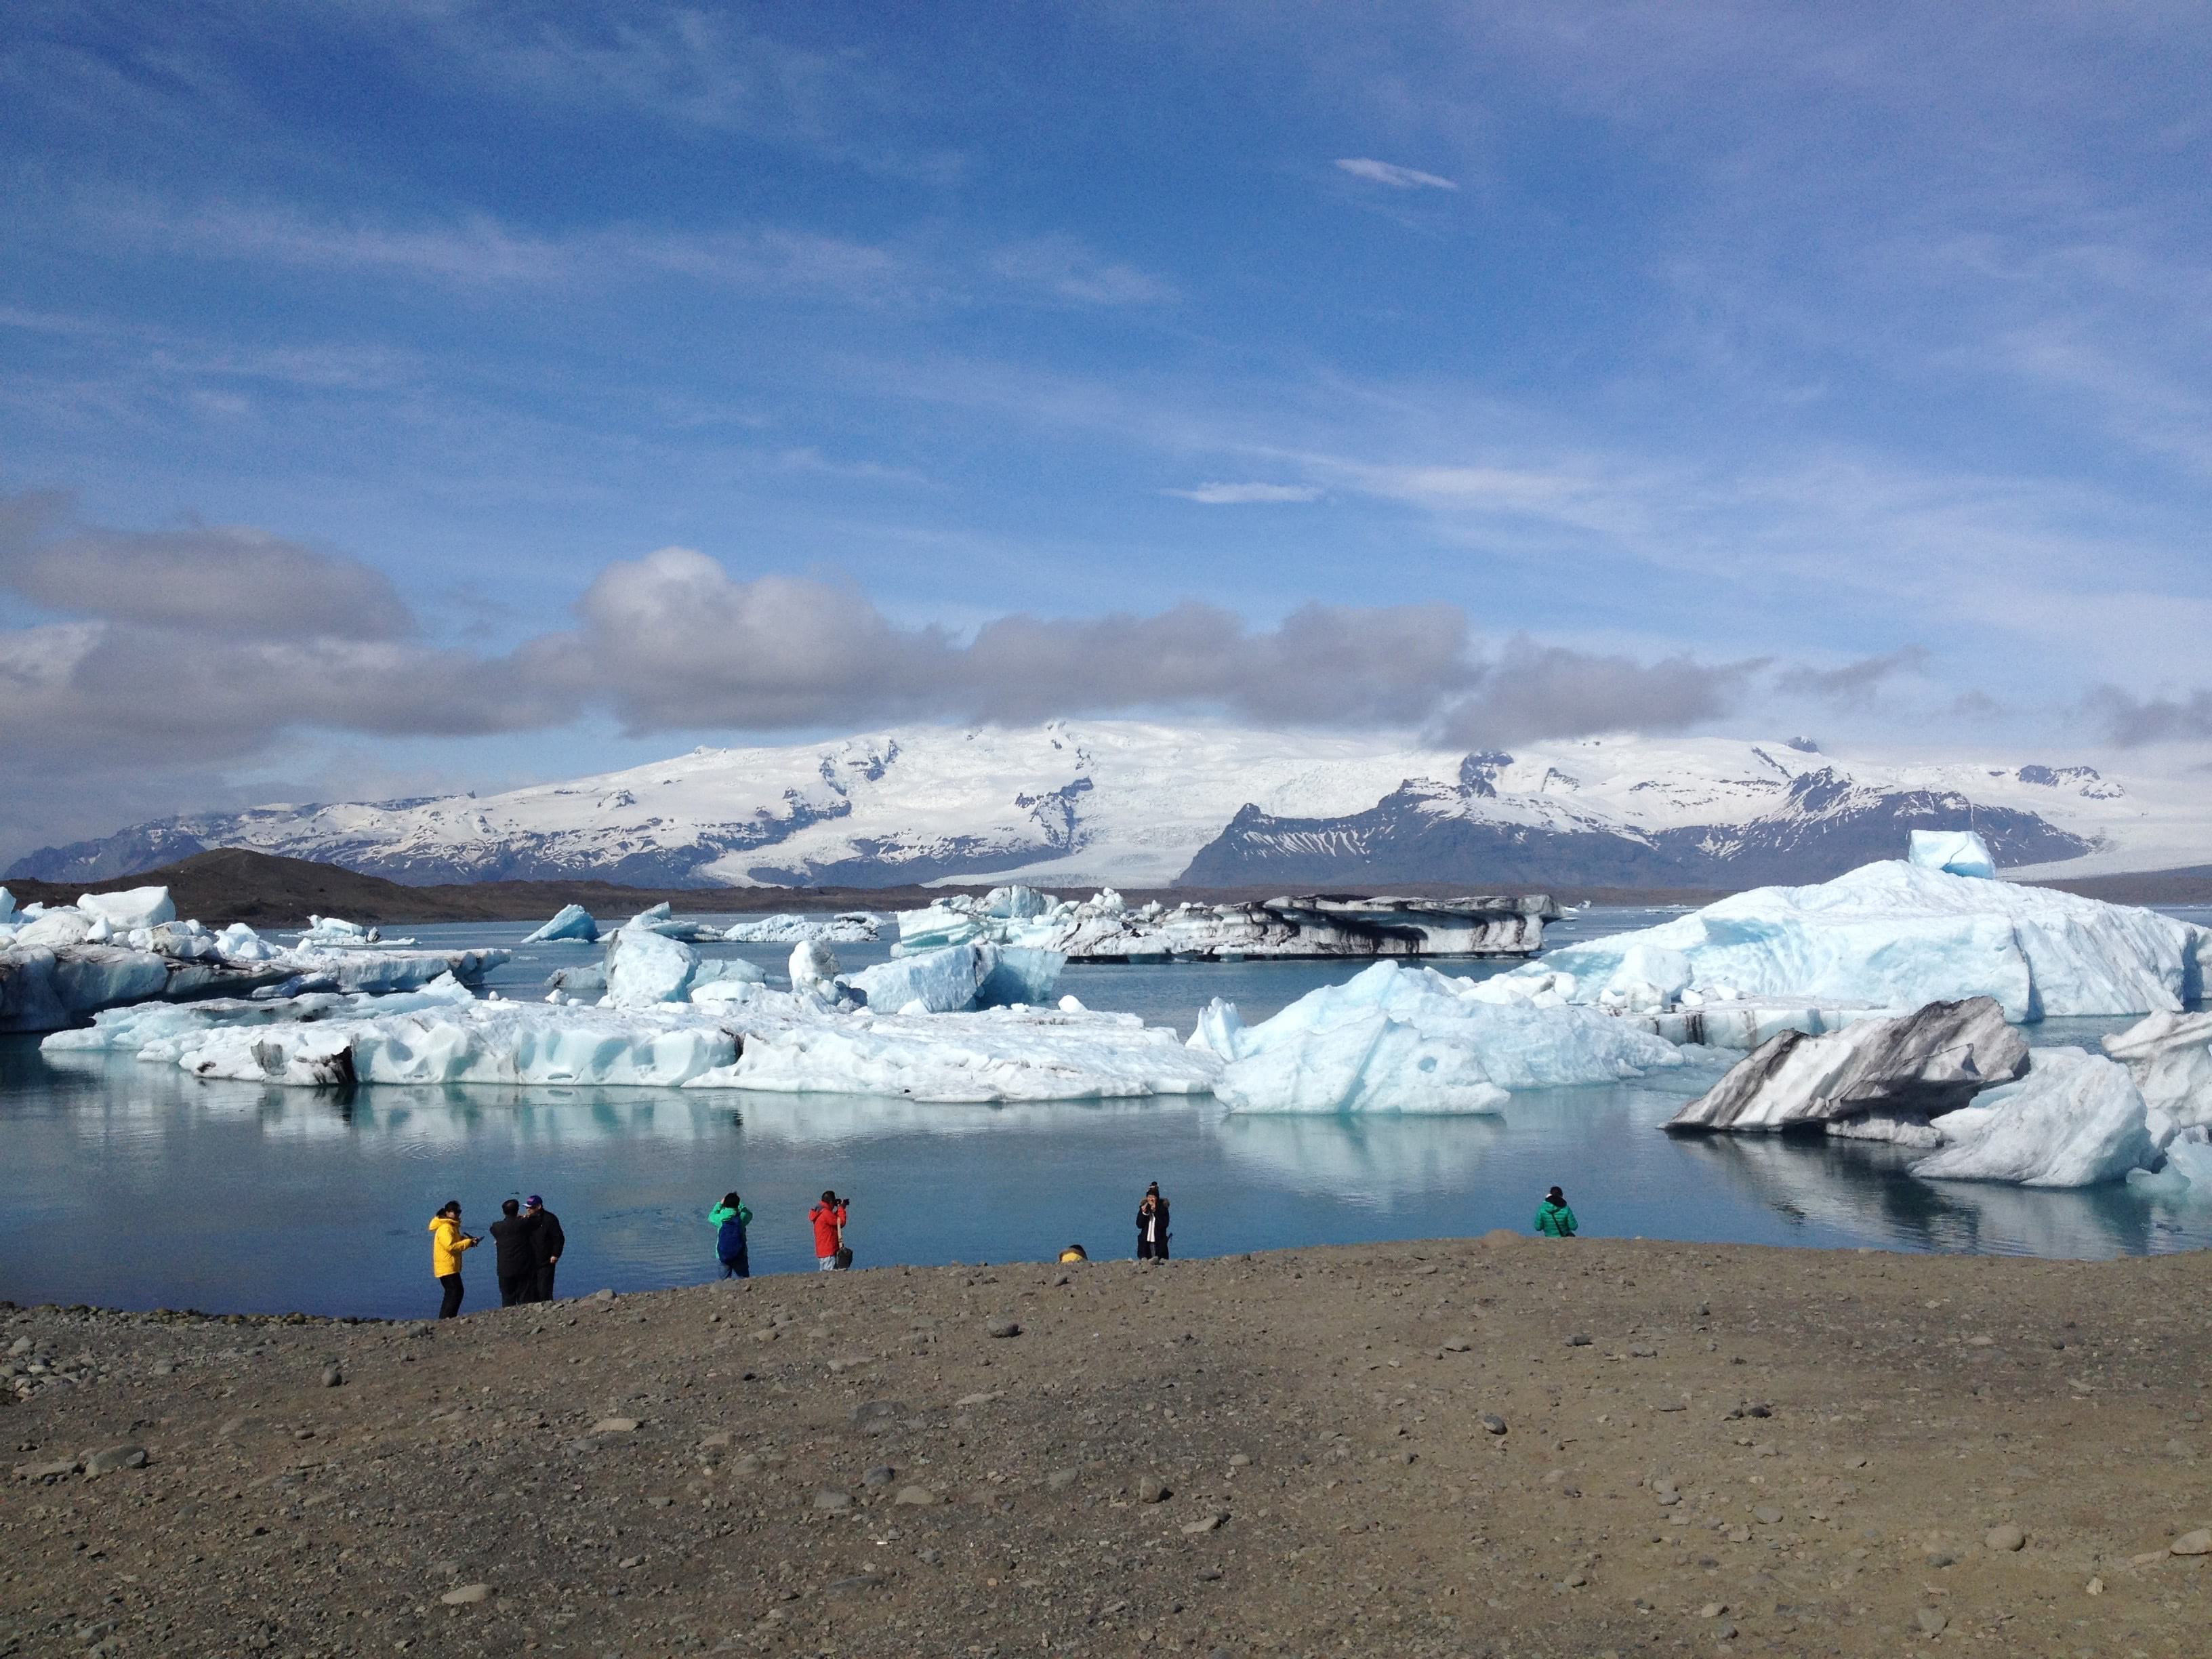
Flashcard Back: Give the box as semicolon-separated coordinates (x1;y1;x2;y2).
1534;1186;1578;1237
489;1198;540;1307
1135;1182;1170;1262
525;1195;565;1300
710;1191;752;1279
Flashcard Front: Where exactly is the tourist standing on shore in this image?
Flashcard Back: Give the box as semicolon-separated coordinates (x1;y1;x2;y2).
1136;1182;1170;1261
1534;1186;1578;1237
489;1198;539;1307
427;1201;478;1317
712;1191;752;1278
526;1195;564;1301
810;1191;850;1270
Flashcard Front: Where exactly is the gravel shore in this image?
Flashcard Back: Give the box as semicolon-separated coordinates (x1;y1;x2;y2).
5;1235;2209;1657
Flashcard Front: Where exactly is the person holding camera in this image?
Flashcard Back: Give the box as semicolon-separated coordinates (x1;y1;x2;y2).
809;1190;851;1271
1135;1182;1170;1262
427;1200;479;1317
489;1197;540;1307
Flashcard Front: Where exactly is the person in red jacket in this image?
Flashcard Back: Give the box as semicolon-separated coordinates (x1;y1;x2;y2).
809;1191;850;1270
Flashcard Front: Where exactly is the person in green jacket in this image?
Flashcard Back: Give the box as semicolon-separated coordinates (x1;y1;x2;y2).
711;1192;752;1279
1534;1186;1578;1237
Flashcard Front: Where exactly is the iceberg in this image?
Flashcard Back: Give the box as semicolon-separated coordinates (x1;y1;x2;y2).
688;1006;1220;1103
722;912;878;945
75;886;176;929
1664;998;2027;1136
896;887;1555;962
842;941;1066;1014
1908;829;1997;879
521;903;599;944
166;999;739;1089
0;886;14;924
788;939;840;994
1511;853;2211;1022
604;923;701;1008
1912;1048;2154;1187
2101;1009;2212;1136
1206;960;1682;1113
69;970;1214;1104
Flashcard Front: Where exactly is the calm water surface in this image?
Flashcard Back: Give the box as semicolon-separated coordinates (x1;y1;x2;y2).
3;905;2208;1318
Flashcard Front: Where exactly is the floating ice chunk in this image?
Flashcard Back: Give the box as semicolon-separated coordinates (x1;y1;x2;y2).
1908;829;1997;879
43;977;479;1061
722;912;878;945
275;945;506;996
298;914;382;945
983;884;1052;920
2101;1009;2212;1134
1665;998;2026;1134
170;1000;737;1088
604;924;700;1007
844;942;1066;1014
76;886;176;928
691;1006;1218;1103
0;887;13;924
1213;1012;1511;1114
15;909;93;950
1603;943;1692;1011
522;903;599;944
544;961;607;998
215;922;281;962
1516;856;2210;1022
1914;1047;2154;1187
687;956;768;999
789;939;840;994
1212;961;1679;1113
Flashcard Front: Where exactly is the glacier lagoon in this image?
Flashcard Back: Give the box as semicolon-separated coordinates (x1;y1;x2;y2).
3;905;2210;1320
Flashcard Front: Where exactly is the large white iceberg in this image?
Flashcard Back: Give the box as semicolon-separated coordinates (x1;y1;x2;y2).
842;941;1065;1013
76;886;177;929
723;912;878;945
2102;1009;2212;1136
1912;1048;2154;1187
1908;829;1997;880
1202;960;1682;1113
689;1006;1221;1103
1511;857;2211;1023
600;920;764;1008
58;972;1218;1104
897;884;1553;962
521;903;599;944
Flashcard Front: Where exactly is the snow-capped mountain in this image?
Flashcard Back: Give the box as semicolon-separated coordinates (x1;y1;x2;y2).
9;722;2198;889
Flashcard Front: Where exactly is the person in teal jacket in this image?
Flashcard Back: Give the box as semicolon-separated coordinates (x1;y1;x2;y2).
1534;1186;1578;1237
711;1192;752;1278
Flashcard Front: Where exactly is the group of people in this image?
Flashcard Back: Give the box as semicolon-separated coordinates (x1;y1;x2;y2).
425;1194;564;1317
426;1179;1574;1316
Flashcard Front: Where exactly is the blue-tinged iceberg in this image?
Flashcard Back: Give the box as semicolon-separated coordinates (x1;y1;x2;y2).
521;903;599;944
1197;960;1682;1113
1509;853;2209;1023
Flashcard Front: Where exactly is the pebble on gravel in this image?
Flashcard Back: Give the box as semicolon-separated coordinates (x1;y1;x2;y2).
1137;1476;1170;1503
1045;1467;1078;1490
1181;1511;1227;1535
1985;1523;2026;1552
1479;1413;1509;1435
893;1485;938;1506
440;1584;491;1607
2171;1528;2212;1556
320;1364;344;1387
987;1318;1022;1338
82;1447;147;1479
813;1490;854;1512
591;1417;640;1435
1915;1607;1948;1635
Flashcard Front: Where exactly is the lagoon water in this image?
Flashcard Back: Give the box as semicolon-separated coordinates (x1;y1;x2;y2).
4;905;2209;1319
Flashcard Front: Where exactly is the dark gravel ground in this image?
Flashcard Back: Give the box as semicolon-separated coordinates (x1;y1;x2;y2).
5;1235;2210;1658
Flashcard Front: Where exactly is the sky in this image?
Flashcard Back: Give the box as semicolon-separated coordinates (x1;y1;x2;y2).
3;1;2211;861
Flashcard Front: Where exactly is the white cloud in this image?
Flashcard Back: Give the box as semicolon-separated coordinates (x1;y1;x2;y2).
1163;482;1324;504
1334;157;1460;192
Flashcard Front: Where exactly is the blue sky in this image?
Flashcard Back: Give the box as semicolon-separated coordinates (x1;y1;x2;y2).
3;1;2210;856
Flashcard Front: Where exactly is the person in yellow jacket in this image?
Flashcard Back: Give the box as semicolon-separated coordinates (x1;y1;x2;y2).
428;1200;479;1318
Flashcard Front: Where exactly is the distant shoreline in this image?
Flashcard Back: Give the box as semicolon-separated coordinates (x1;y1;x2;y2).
13;844;2212;930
